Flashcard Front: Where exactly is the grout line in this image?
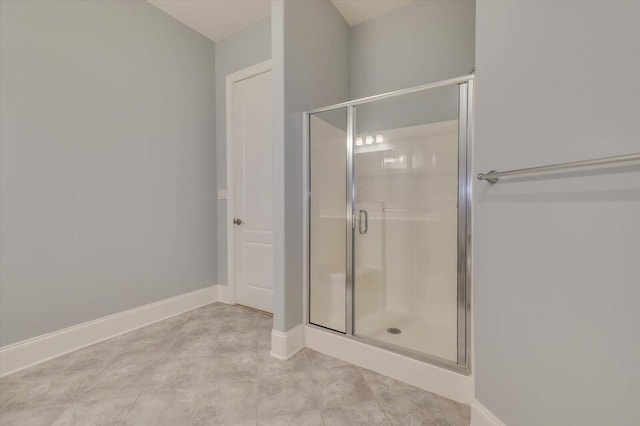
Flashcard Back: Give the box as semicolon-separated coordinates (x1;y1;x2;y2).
45;404;69;425
2;305;283;424
376;398;394;426
360;369;394;425
43;340;133;416
121;389;144;422
319;410;327;426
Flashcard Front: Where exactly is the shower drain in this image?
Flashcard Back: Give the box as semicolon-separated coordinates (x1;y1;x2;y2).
387;327;402;335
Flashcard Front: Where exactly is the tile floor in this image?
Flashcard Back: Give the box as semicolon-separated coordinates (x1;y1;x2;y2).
0;303;470;425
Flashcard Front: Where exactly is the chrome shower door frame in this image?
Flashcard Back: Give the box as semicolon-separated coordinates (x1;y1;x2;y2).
304;75;474;375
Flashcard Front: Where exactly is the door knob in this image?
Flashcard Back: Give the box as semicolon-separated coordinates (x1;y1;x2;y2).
233;218;243;225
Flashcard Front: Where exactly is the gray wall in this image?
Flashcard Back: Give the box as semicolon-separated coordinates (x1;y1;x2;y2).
0;0;217;346
272;0;350;331
350;0;475;99
214;19;271;286
474;1;640;424
349;0;475;135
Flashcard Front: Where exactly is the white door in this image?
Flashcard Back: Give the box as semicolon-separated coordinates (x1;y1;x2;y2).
231;69;273;313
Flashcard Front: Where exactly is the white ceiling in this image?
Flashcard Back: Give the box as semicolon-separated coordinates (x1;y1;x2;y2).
147;0;271;43
147;0;415;43
331;0;415;26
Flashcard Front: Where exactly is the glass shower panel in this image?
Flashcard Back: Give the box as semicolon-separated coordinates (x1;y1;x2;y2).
353;86;460;361
308;108;348;332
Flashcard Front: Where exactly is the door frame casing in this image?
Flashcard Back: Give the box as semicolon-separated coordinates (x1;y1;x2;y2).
224;59;272;305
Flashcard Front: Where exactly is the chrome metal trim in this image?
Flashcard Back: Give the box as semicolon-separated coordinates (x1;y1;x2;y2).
305;75;475;114
304;111;311;325
345;105;355;336
477;153;640;183
456;83;468;367
305;77;476;375
465;78;475;373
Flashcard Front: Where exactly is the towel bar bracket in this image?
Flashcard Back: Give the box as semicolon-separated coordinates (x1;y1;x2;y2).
477;170;499;184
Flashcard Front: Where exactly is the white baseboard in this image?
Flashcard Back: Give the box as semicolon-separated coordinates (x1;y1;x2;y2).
471;399;505;426
304;325;473;404
0;285;222;377
270;323;305;360
217;283;234;304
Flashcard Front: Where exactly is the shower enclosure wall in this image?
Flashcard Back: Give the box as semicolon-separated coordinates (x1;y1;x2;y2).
305;75;473;373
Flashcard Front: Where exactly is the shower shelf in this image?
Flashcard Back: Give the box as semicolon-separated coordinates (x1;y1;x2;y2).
318;210;347;219
382;204;454;212
317;212;443;222
355;170;457;178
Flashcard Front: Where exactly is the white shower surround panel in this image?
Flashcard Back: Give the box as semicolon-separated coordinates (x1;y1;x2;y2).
354;120;459;321
309;116;460;362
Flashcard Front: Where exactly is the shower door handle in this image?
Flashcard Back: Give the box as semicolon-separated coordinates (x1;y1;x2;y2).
358;209;368;235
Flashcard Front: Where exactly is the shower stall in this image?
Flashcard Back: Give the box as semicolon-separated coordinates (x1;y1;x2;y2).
305;75;473;373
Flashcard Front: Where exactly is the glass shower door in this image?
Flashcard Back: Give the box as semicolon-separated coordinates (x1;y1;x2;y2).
306;77;473;371
308;107;349;332
352;85;466;363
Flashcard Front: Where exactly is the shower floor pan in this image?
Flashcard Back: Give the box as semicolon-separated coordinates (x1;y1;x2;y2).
354;309;457;362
